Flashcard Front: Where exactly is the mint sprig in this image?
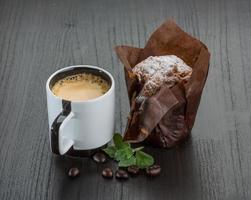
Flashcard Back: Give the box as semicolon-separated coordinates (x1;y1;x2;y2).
135;150;154;169
118;156;136;167
103;146;116;158
103;133;154;168
114;147;134;161
113;133;130;149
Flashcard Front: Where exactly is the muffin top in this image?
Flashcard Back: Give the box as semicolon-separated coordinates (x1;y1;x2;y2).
132;55;192;97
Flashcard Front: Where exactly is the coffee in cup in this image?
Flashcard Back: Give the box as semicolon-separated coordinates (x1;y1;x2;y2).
51;73;110;101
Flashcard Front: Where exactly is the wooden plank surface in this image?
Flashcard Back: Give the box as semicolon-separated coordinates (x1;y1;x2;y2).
0;0;251;199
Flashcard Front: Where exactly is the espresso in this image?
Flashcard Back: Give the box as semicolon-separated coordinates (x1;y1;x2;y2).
51;73;110;101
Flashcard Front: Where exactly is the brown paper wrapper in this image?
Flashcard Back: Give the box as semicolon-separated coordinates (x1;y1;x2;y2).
115;20;210;148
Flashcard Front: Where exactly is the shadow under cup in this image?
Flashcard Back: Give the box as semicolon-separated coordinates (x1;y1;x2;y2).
47;66;115;157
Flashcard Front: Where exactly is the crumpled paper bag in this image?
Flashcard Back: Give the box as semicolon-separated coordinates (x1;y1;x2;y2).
115;20;210;148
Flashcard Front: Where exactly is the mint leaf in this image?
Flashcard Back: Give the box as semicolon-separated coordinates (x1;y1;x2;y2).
118;156;136;167
103;146;116;158
135;151;154;169
113;133;130;149
102;132;155;169
114;147;134;161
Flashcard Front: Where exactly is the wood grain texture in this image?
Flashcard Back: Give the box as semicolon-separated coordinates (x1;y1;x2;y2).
0;0;251;199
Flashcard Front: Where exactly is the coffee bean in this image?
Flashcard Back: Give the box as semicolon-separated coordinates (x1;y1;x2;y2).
146;165;161;176
102;168;113;178
115;169;129;179
93;152;107;163
127;165;139;175
68;167;80;178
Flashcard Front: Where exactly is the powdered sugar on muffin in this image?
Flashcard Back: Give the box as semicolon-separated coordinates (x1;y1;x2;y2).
132;55;192;97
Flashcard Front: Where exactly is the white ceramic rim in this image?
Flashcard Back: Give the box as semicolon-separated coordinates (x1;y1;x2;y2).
46;65;115;103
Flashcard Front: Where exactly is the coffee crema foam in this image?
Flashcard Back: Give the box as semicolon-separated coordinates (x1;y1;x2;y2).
51;73;110;101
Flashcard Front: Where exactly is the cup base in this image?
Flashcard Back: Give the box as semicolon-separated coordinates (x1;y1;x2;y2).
53;143;108;157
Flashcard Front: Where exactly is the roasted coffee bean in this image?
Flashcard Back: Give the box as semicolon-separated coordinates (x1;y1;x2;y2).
146;165;161;176
102;168;113;178
68;167;80;178
127;165;139;175
115;169;129;179
93;152;107;163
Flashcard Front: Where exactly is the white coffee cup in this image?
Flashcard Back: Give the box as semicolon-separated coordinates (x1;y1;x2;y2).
46;65;115;156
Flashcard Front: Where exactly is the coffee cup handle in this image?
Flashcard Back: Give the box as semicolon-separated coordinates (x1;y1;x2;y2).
58;112;74;155
50;100;74;155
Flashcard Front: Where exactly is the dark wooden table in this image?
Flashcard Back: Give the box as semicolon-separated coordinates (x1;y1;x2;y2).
1;0;251;199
